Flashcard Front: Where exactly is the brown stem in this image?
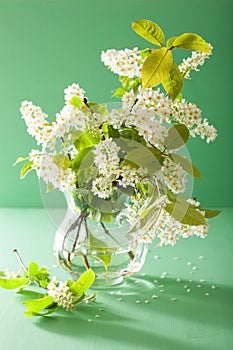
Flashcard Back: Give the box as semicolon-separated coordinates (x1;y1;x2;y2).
60;136;72;161
130;98;138;112
62;215;81;251
82;254;90;270
13;249;28;274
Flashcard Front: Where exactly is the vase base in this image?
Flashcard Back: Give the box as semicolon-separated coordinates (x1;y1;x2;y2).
92;275;124;288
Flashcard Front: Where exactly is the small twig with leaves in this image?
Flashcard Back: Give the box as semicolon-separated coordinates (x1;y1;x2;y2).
0;250;96;318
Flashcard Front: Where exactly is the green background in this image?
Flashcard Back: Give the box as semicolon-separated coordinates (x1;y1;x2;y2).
0;0;232;208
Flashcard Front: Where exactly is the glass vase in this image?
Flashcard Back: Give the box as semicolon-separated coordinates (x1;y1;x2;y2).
53;188;161;287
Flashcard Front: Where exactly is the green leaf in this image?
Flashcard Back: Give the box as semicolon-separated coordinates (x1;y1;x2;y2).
20;161;33;179
69;96;83;107
89;103;108;116
132;19;165;46
166;36;177;49
170;153;201;180
112;87;127;98
13;156;29;166
173;33;211;53
200;208;221;218
120;128;146;144
164;124;189;150
52;154;70;170
162;62;184;100
24;305;57;318
28;262;39;277
140;48;152;59
69;269;95;296
71;147;93;172
108;125;120;138
34;267;50;288
46;182;55;193
74;131;100;152
88;232;112;269
141;48;173;90
165;202;206;226
126;147;162;175
0;277;29;290
70;130;83;143
24;295;54;314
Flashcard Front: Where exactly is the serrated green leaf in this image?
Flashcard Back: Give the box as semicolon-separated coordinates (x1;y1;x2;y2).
165;202;206;226
142;48;173;90
173;33;211;53
28;262;39;277
0;277;29;290
69;269;95;296
166;36;177;49
132;19;165;46
170;153;201;180
24;295;54;313
162;62;184;100
69;96;83;107
200;208;221;218
20;161;33;179
164;124;189;150
13;156;29;166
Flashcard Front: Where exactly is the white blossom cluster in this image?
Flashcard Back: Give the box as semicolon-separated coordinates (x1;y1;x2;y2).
101;47;143;78
47;278;76;311
64;83;86;104
171;99;217;142
156;209;208;246
161;158;187;194
20;101;53;148
92;138;120;199
178;44;213;79
136;88;172;122
29;150;76;192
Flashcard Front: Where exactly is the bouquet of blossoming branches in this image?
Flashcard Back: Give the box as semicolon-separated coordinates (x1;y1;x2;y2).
15;19;220;248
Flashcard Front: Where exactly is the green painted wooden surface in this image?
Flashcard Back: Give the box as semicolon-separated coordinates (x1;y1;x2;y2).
0;0;232;207
0;208;232;350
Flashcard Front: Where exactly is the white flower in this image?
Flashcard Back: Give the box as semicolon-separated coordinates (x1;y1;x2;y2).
178;44;213;79
156;209;208;246
20;101;53;147
93;138;120;177
64;83;86;104
29;152;76;193
161;158;187;194
171;99;217;142
101;47;143;78
46;279;75;311
92;177;114;199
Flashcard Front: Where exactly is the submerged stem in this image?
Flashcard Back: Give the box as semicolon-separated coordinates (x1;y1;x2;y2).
100;222;135;261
